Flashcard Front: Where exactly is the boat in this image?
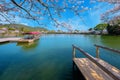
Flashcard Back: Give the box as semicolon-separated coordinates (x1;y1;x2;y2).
18;31;40;43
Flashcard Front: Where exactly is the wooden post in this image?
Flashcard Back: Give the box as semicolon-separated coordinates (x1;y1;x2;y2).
96;46;99;58
72;47;76;59
72;46;76;70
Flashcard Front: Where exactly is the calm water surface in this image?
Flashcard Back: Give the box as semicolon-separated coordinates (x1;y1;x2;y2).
0;34;120;80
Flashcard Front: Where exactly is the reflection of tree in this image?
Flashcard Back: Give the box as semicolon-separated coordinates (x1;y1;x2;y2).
0;42;9;45
100;35;120;49
17;40;39;50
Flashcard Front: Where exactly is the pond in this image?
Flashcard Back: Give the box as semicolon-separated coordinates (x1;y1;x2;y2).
0;34;120;80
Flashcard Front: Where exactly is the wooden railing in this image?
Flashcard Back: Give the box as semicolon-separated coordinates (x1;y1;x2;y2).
94;44;120;58
72;45;95;60
72;44;120;80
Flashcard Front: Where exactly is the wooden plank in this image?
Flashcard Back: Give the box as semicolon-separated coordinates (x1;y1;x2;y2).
96;46;99;58
72;45;120;80
72;47;76;58
0;38;21;43
0;38;9;43
73;58;114;80
18;39;34;43
95;58;120;79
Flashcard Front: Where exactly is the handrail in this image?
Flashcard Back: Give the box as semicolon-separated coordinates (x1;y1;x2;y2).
72;44;120;80
94;44;120;58
72;45;95;60
95;44;120;53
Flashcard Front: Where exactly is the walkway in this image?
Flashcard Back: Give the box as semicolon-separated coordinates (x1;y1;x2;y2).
72;44;120;80
0;37;21;43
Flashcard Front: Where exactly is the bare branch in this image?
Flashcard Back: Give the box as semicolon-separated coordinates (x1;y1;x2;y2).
11;0;36;20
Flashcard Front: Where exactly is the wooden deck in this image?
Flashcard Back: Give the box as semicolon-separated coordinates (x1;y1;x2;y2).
0;37;21;43
0;36;39;43
18;36;39;43
18;39;34;43
72;45;120;80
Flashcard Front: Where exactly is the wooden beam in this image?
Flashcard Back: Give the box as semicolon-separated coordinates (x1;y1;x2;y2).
72;46;76;59
73;58;115;80
96;46;100;58
94;44;120;54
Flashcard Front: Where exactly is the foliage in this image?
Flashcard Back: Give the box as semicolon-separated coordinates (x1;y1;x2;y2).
47;30;56;34
74;29;80;32
0;0;89;28
107;24;120;35
99;0;120;22
0;24;48;32
8;27;15;30
94;24;108;31
0;0;119;30
88;28;93;31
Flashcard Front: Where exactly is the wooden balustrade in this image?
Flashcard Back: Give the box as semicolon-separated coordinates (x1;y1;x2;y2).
72;44;120;80
94;44;120;59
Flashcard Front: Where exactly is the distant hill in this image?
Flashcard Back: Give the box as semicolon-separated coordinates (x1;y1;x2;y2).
0;24;48;32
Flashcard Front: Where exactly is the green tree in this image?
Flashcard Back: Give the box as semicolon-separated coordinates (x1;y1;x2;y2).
94;23;108;34
8;27;15;30
88;28;93;31
107;24;120;35
74;29;80;33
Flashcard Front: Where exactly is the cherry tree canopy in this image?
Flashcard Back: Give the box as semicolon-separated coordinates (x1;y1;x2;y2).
0;0;120;30
99;0;120;22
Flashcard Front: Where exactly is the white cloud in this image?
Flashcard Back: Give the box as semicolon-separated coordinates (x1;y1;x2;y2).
21;23;28;26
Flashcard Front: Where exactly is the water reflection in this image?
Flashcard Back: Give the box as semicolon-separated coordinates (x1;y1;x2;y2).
100;35;120;49
16;40;39;50
0;42;9;45
81;35;120;49
0;34;120;80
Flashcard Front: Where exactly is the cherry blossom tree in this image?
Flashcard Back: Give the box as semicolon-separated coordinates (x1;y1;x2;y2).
0;0;120;30
98;0;120;22
0;0;89;29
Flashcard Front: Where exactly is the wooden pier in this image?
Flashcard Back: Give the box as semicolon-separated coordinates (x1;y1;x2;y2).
0;37;39;43
72;44;120;80
0;37;21;43
18;36;39;43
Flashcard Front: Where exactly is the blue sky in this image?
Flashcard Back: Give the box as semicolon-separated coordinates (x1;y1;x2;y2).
2;1;114;31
